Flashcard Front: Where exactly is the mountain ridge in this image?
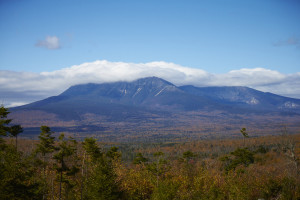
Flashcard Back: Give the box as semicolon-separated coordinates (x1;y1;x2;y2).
9;76;300;141
12;76;300;119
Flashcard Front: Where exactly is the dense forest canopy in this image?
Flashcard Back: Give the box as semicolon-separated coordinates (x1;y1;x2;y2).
1;105;300;199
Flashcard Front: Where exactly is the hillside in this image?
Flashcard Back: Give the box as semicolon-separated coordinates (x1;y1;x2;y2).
9;77;300;141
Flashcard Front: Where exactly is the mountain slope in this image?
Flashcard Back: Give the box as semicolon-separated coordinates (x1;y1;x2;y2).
13;76;300;119
16;77;225;119
59;76;218;109
179;85;300;112
9;77;300;141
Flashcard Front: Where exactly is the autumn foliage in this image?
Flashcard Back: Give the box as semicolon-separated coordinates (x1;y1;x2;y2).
1;106;300;199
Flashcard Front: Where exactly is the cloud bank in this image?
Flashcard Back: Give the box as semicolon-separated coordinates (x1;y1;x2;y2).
35;36;61;49
1;60;300;107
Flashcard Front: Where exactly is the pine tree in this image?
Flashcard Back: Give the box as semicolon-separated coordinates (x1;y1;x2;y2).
35;126;56;200
240;127;249;146
53;133;79;200
0;143;43;199
147;151;170;187
0;105;12;146
9;125;23;150
133;152;148;165
0;106;41;199
85;146;123;200
82;137;102;163
81;137;103;199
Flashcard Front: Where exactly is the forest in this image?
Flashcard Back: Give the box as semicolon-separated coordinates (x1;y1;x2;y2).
1;105;300;200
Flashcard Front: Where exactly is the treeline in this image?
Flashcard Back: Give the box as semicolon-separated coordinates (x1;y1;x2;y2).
1;105;300;200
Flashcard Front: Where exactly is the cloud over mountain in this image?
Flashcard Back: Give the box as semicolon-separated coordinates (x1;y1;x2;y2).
1;60;300;107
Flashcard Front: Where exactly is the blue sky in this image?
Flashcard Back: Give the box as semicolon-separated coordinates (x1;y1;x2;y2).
1;0;299;73
1;0;300;106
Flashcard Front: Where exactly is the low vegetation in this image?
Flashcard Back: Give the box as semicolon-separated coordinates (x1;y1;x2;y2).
1;106;300;199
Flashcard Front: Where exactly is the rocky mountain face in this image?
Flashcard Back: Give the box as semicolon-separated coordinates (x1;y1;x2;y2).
17;77;223;118
60;77;186;107
19;76;300;114
9;77;300;140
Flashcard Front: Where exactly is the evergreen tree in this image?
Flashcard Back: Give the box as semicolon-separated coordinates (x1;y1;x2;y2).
9;124;23;150
53;133;79;200
147;151;170;187
81;137;103;199
240;127;249;146
0;105;12;146
85;146;123;200
0;144;43;200
220;148;254;172
35;126;56;200
106;146;121;160
0;106;41;199
82;137;102;163
133;152;148;165
182;150;196;162
35;126;56;160
181;150;197;184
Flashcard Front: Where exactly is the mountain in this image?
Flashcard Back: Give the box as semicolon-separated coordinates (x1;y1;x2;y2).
9;77;300;141
14;77;223;119
179;85;300;112
59;76;221;110
16;76;300;116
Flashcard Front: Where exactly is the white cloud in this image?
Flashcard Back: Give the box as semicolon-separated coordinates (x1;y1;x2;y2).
212;68;286;87
35;36;61;49
6;102;28;108
1;60;300;107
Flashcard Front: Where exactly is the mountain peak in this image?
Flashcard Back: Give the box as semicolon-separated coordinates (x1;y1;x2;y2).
10;76;300;139
59;77;179;105
16;76;300;115
132;76;174;86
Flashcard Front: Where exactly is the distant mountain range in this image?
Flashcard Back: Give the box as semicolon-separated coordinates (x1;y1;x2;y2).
9;77;300;141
